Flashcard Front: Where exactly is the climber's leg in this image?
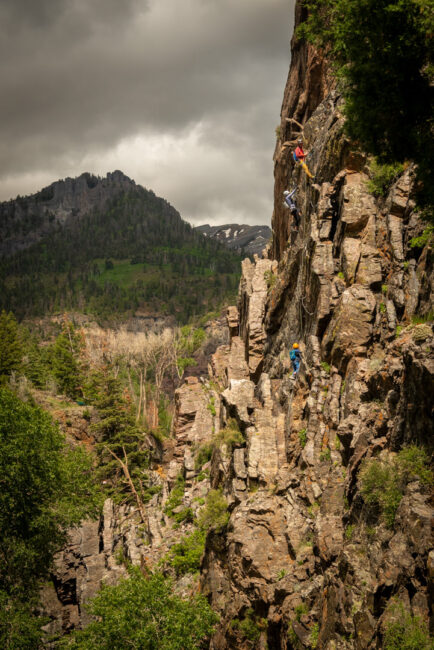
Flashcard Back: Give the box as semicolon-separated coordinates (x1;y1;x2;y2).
301;161;314;179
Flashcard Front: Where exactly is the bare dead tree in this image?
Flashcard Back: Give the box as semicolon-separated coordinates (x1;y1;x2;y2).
105;446;147;524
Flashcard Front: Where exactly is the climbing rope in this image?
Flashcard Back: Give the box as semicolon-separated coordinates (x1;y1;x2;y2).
301;295;316;316
298;241;316;333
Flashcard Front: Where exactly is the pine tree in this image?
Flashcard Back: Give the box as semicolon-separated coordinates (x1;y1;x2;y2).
89;372;150;501
52;321;83;398
0;311;22;380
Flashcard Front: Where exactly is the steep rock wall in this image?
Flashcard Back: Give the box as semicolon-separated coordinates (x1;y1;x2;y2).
199;3;434;649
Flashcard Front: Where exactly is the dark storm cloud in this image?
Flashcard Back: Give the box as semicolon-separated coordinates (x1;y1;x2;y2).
0;0;293;225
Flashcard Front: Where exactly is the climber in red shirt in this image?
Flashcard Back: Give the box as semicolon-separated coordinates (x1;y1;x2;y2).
293;138;314;179
294;141;307;161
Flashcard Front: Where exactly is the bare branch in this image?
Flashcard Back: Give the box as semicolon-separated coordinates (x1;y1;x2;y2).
105;446;147;524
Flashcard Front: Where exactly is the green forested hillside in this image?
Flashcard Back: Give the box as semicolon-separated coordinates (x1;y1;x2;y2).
0;183;243;322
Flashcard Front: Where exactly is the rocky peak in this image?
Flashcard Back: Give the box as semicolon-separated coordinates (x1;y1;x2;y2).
0;170;137;256
195;223;272;257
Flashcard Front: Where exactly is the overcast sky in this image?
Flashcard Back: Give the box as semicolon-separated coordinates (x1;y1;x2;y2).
0;0;294;226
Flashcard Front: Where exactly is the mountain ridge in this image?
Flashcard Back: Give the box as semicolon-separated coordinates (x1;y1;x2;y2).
0;171;139;257
195;223;271;256
0;172;243;323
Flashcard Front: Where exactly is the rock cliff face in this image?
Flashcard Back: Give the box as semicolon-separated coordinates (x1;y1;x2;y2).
42;3;433;648
196;3;433;648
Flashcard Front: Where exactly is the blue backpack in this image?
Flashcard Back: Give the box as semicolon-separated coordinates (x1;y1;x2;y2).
293;151;299;162
290;349;297;361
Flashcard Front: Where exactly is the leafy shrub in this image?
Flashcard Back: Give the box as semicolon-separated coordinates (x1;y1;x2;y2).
173;507;194;526
61;567;219;649
379;302;386;314
383;601;432;650
359;446;432;527
0;592;47;650
367;160;404;197
142;485;163;503
396;446;432;486
114;546;127;567
231;609;266;645
264;270;276;290
167;529;206;575
308;502;320;518
164;474;186;518
195;443;213;471
345;524;355;540
207;396;216;416
198;489;229;533
320;447;331;462
310;622;319;649
410;225;434;249
298;428;307;448
294;603;309;621
320;361;331;373
360;457;404;527
215;418;244;451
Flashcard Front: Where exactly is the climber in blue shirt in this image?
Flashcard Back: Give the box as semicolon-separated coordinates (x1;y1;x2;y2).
283;188;300;229
290;342;301;379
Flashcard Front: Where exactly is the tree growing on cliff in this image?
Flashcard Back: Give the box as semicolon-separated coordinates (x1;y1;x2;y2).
0;388;101;647
298;0;434;214
88;370;151;509
60;567;218;650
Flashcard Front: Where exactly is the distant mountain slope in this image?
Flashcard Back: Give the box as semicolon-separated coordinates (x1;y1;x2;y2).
195;224;271;256
0;172;242;323
0;171;135;257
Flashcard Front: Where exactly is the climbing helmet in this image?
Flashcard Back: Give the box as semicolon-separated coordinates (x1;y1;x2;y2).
293;343;299;349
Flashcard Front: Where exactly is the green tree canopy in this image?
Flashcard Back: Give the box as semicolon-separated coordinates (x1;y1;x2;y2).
0;388;100;595
61;567;218;650
88;371;150;502
0;388;101;647
298;0;434;213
